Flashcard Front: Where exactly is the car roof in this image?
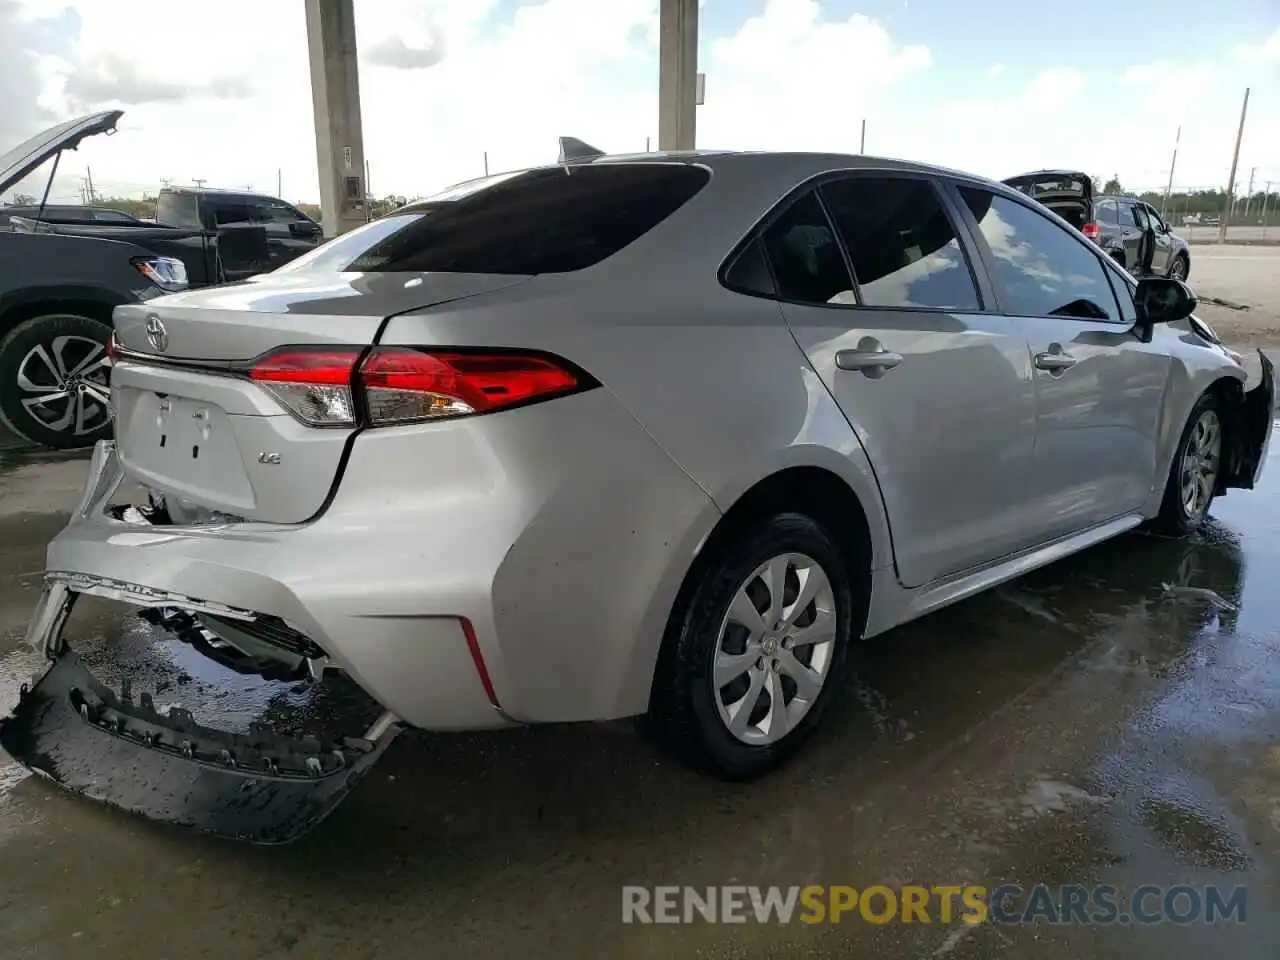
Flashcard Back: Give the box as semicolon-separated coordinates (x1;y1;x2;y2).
163;186;280;200
425;149;1012;199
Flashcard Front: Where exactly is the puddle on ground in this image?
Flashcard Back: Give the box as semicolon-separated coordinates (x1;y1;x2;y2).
1138;794;1251;871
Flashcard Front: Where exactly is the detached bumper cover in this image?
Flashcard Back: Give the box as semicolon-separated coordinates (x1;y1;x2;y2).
1225;349;1275;490
0;650;395;844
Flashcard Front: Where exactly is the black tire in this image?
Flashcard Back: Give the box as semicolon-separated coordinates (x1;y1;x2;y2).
1167;253;1190;282
648;512;856;780
0;313;113;450
1152;392;1223;536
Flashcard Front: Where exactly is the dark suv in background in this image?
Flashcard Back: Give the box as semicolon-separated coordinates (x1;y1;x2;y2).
1003;170;1190;281
0;111;324;450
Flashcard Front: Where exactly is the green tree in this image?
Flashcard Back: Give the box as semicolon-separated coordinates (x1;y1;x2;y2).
1102;175;1123;195
367;194;409;219
96;195;157;219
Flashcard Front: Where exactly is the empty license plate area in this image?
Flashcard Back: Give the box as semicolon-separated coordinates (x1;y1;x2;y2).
116;386;256;512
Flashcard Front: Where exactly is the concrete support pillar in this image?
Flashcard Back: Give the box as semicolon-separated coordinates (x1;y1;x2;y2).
305;0;367;237
658;0;698;151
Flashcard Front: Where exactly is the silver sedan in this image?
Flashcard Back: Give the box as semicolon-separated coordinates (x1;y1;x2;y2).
3;148;1273;841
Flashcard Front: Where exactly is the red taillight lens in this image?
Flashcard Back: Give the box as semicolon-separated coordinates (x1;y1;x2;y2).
105;332;117;366
250;348;361;426
1082;221;1100;240
248;345;585;428
358;348;581;425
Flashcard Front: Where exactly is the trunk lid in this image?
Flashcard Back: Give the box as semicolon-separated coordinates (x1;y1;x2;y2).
1002;170;1094;233
109;271;531;523
0;110;122;196
1001;169;1094;206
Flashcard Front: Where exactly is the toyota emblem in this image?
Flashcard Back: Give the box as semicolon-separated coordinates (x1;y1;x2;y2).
145;314;169;353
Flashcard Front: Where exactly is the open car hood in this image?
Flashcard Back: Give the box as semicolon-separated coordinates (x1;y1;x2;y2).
1001;169;1093;205
0;109;122;197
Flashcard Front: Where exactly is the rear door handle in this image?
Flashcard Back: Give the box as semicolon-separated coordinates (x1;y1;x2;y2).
836;349;903;373
1034;352;1077;372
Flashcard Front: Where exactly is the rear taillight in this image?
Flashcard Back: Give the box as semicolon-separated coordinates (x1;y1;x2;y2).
1082;221;1100;241
250;348;361;427
105;332;117;366
248;346;585;428
359;349;580;425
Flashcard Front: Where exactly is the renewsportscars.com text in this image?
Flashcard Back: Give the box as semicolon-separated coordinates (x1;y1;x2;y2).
621;884;1247;926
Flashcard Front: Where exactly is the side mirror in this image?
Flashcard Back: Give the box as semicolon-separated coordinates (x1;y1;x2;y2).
1136;277;1197;325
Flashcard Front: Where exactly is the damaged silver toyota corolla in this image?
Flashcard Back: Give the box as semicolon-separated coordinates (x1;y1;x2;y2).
2;147;1275;843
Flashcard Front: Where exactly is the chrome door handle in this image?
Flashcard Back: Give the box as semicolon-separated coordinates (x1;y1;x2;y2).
1034;352;1077;372
836;349;904;373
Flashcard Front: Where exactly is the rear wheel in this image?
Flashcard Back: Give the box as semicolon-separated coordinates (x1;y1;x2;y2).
0;314;113;450
649;513;855;780
1153;394;1223;535
1168;253;1189;282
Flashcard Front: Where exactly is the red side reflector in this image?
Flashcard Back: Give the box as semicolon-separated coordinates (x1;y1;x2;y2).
1082;221;1100;240
460;617;500;708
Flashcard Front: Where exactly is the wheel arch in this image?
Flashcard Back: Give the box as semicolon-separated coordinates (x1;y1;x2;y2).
0;285;126;335
1150;372;1248;510
646;462;882;714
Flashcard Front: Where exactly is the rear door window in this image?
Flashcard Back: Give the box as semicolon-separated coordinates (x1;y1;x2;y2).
819;176;980;311
959;188;1120;321
759;191;854;305
1095;199;1119;224
212;199;256;226
344;164;710;274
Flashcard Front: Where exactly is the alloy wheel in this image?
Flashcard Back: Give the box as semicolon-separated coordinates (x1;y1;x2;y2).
711;552;837;745
16;335;112;437
1180;409;1221;518
1170;256;1187;281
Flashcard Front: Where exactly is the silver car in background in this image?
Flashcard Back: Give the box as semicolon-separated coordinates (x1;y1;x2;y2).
3;147;1273;842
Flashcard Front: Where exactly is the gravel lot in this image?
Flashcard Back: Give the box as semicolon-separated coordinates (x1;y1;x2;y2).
1185;245;1280;354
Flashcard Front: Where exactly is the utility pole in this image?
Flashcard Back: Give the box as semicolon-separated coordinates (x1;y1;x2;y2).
860;118;867;154
1218;87;1249;244
193;178;207;189
1243;166;1257;218
483;152;489;176
1161;125;1180;218
657;0;698;150
85;167;96;203
277;168;283;198
1262;182;1273;240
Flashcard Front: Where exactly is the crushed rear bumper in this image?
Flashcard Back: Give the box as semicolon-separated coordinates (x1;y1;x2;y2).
0;644;396;844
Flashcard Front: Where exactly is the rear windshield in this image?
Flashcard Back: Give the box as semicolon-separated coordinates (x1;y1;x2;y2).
275;163;710;275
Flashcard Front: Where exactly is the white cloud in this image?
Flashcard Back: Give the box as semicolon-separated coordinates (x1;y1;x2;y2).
3;0;1277;207
699;0;930;152
1237;26;1280;63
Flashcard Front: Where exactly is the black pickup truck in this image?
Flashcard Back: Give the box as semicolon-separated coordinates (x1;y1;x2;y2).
0;110;324;449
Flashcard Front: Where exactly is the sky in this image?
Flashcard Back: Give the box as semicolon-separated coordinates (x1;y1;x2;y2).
2;0;1278;206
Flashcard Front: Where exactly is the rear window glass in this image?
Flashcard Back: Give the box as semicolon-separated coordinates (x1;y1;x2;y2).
155;192;201;229
293;164;710;275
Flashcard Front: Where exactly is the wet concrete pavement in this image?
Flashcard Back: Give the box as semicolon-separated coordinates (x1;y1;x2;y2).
1;437;1279;959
